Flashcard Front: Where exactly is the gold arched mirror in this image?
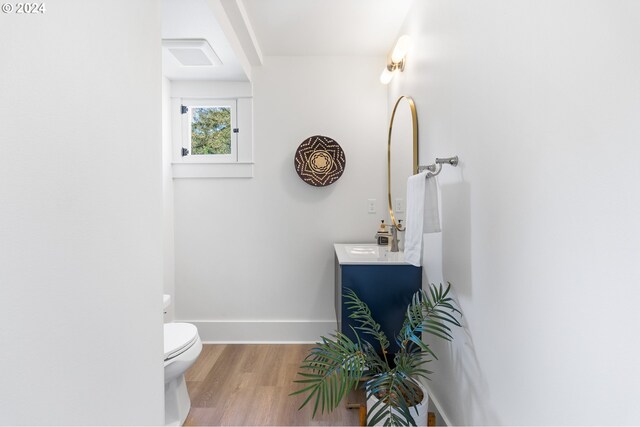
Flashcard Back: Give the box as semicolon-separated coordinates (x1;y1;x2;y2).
387;96;418;231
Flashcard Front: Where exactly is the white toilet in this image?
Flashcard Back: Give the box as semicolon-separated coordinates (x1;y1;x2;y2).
164;296;203;426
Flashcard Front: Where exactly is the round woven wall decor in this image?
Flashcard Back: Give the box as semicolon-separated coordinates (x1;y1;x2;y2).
294;135;346;187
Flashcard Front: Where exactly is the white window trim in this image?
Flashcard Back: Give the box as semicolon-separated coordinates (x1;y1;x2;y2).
171;96;254;179
181;99;237;163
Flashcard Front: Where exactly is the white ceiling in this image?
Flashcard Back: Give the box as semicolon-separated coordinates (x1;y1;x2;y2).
242;0;413;56
162;0;248;81
162;0;412;81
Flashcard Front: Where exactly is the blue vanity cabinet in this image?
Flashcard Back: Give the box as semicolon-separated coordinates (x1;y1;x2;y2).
334;250;422;354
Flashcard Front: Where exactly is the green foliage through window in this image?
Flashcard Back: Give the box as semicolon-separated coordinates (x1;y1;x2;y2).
191;106;231;155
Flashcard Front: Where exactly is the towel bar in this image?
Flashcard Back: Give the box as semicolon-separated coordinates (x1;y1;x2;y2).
418;156;459;177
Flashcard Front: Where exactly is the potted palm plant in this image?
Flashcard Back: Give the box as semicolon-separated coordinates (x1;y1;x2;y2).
291;283;461;426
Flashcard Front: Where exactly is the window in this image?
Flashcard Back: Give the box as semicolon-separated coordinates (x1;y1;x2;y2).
181;99;237;162
170;86;254;179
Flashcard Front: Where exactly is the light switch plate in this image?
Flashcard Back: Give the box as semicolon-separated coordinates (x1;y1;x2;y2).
367;199;376;213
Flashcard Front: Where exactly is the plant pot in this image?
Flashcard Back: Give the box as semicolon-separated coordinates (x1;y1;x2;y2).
366;381;429;426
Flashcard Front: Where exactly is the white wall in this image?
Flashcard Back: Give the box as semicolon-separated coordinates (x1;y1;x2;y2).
163;77;176;321
174;56;389;341
0;1;164;424
390;1;640;425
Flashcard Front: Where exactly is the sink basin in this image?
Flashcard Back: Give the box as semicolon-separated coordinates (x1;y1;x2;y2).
344;244;384;258
335;243;408;265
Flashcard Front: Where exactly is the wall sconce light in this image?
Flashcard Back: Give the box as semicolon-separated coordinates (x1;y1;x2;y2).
380;35;412;85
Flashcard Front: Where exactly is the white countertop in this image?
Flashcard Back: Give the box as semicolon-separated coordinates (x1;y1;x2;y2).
334;243;410;265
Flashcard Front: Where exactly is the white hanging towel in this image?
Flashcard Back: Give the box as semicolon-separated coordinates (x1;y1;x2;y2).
404;171;441;267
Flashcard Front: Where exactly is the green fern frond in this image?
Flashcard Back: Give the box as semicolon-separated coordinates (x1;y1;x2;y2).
366;371;420;426
290;332;367;418
393;351;432;383
344;288;390;353
397;283;462;355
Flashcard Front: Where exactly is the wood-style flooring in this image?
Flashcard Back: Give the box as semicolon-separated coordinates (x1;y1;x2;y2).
184;344;365;426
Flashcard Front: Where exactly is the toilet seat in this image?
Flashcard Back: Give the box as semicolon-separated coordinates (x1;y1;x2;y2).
164;323;199;361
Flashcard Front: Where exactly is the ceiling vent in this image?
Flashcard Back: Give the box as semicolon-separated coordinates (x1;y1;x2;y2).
162;39;222;67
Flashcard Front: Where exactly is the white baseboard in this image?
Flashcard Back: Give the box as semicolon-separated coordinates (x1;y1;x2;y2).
179;320;337;343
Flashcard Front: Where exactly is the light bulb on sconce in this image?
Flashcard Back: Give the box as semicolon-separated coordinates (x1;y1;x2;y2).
379;67;394;85
391;35;411;63
379;35;412;85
